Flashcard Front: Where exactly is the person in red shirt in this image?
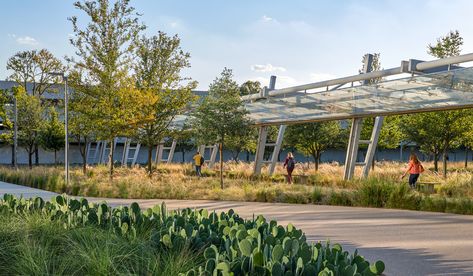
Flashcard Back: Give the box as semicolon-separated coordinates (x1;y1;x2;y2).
401;153;424;188
283;152;295;184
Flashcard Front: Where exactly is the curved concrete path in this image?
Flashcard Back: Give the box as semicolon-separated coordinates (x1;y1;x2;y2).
1;181;473;276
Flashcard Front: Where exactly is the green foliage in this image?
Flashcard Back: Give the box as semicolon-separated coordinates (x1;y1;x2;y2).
427;30;463;58
133;31;197;174
39;107;65;163
0;194;385;276
285;122;343;171
16;88;44;168
192;68;252;187
0;89;13;143
6;49;64;97
69;0;148;175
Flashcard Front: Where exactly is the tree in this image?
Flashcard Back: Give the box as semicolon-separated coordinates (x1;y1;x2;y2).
192;68;252;188
7;49;64;97
68;70;96;174
239;80;261;96
7;49;64;165
68;0;147;177
285;121;342;172
39;107;65;165
171;123;195;163
0;89;13;144
401;30;468;176
133;31;197;175
16;88;43;168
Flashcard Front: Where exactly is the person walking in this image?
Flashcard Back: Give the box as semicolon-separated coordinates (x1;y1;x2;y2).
283;152;296;184
193;151;204;177
401;153;424;188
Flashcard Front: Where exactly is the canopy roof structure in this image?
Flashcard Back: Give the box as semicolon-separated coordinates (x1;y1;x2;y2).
245;67;473;126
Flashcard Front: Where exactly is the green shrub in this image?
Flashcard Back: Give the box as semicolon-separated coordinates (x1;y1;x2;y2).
356;179;394;208
311;186;324;203
328;190;353;206
386;184;422;210
420;196;447;213
0;194;385;276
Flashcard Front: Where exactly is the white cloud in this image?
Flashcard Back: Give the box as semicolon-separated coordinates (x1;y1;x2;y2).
251;63;286;72
309;73;337;82
16;36;39;46
262;15;274;22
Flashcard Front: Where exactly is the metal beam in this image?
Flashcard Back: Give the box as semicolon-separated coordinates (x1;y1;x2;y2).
344;118;363;180
242;52;473;101
253;126;268;175
268;125;286;175
362;116;384;178
166;139;177;164
208;144;218;168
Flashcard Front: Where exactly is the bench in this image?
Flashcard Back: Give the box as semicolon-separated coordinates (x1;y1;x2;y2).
416;182;441;194
283;174;309;184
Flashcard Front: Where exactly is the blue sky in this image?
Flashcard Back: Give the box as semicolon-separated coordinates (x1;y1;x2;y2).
1;0;473;89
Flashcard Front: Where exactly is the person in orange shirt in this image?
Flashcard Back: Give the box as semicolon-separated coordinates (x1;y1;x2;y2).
401;153;424;188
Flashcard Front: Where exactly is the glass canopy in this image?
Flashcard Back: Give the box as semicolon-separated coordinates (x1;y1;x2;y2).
244;67;473;125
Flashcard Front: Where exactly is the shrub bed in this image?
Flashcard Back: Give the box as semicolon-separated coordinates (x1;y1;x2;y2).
0;194;385;275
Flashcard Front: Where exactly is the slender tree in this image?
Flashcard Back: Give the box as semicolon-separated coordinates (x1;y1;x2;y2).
193;68;252;188
16;88;43;168
39;107;65;165
133;31;197;175
7;49;64;165
68;0;147;177
0;89;13;143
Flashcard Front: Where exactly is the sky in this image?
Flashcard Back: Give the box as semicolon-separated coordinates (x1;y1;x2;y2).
1;0;473;89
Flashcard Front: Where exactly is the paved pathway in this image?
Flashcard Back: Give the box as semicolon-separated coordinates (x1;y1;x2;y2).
1;181;473;276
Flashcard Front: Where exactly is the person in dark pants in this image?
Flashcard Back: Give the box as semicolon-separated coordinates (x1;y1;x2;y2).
283;152;296;184
401;153;424;188
193;151;204;177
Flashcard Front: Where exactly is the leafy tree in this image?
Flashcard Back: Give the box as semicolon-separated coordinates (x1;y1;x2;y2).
239;80;261;96
16;88;43;168
68;70;96;174
285;121;342;172
39;107;65;165
68;0;147;177
7;49;64;165
401;30;468;176
6;49;64;97
133;31;197;175
0;89;13;143
192;68;252;188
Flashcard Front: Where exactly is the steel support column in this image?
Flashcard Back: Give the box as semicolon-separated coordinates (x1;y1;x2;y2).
268;125;286;175
253;126;269;175
362;116;384;178
344;118;363;180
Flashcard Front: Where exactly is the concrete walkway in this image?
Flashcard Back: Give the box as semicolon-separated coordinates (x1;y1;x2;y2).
1;181;473;276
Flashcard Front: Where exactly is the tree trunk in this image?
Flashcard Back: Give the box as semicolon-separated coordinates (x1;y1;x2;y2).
433;154;439;172
219;142;224;189
81;137;88;175
443;150;448;178
147;146;153;176
34;142;39;165
109;139;114;179
11;144;14;166
246;150;250;162
28;151;33;169
54;150;57;166
465;148;469;168
182;150;185;163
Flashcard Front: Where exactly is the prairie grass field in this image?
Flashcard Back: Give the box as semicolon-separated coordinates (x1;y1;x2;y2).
1;161;473;215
